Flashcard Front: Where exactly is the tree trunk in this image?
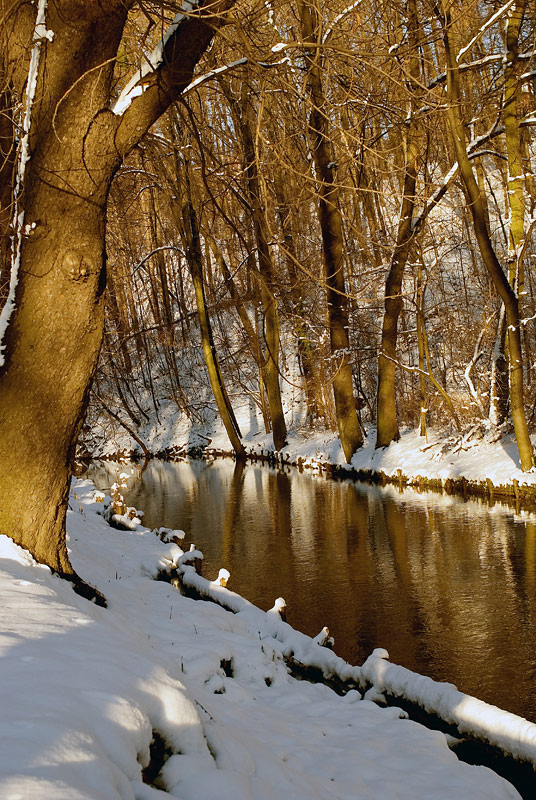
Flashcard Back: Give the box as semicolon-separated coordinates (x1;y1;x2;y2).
211;240;272;433
0;85;15;298
0;199;107;580
439;0;534;470
0;0;236;589
223;82;287;450
489;0;526;425
180;186;244;458
416;263;427;438
298;0;362;462
376;0;421;448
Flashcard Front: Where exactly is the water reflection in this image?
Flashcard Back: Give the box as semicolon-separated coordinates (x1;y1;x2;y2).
90;459;536;721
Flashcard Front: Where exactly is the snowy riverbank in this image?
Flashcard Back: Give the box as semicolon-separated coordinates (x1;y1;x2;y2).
84;394;536;502
0;478;532;798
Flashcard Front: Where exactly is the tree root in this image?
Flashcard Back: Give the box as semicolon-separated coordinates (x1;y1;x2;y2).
60;571;107;607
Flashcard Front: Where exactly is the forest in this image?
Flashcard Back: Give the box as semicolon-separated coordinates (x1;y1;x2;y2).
90;0;536;470
2;3;536;798
1;0;536;580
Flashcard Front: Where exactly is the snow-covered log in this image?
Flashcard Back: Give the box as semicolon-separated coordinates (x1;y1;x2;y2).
361;648;536;765
179;563;361;685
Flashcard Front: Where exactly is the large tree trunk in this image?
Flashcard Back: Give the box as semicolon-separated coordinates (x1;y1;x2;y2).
0;0;235;591
0;198;107;579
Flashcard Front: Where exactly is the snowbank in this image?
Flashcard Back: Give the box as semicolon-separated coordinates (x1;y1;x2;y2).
82;393;536;494
362;649;536;764
0;480;523;798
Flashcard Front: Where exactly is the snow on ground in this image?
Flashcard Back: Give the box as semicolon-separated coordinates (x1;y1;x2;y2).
0;480;525;799
85;390;536;489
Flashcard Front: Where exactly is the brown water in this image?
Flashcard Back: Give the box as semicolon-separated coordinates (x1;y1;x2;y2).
90;458;536;722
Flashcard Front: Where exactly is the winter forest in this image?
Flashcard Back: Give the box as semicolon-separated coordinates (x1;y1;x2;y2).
2;0;536;798
92;0;536;464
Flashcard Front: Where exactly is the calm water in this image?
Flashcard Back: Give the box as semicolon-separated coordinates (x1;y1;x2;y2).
90;458;536;722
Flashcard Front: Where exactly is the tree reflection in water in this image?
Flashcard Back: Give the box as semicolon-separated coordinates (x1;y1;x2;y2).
90;459;536;722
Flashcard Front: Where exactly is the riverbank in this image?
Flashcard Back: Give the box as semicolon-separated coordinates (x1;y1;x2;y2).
81;396;536;509
1;478;532;798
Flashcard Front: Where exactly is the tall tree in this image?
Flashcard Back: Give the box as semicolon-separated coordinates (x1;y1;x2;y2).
223;80;288;451
438;0;534;470
298;0;362;462
376;0;423;447
0;0;236;597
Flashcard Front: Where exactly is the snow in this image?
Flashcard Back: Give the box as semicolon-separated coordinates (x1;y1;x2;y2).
0;480;525;798
362;649;536;764
112;1;199;115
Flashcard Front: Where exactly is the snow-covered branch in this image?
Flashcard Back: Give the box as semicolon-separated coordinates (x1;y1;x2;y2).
183;57;248;93
411;120;504;233
322;0;363;43
182;55;293;96
463;327;487;414
112;1;199;115
456;0;515;64
428;48;536;90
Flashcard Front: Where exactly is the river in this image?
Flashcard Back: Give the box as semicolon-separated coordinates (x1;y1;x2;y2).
89;458;536;722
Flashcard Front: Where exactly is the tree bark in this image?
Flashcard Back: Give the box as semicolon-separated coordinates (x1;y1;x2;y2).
0;85;15;297
376;0;421;448
224;82;287;450
180;182;245;458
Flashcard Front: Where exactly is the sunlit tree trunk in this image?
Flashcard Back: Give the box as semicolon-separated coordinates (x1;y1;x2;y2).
439;0;533;470
416;263;427;438
180;173;245;458
0;0;236;591
376;0;421;448
224;83;287;450
298;0;362;462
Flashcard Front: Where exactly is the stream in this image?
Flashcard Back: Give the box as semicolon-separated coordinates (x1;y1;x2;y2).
89;457;536;723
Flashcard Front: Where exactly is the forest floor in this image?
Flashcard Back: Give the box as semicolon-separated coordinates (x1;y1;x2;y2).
0;477;529;800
